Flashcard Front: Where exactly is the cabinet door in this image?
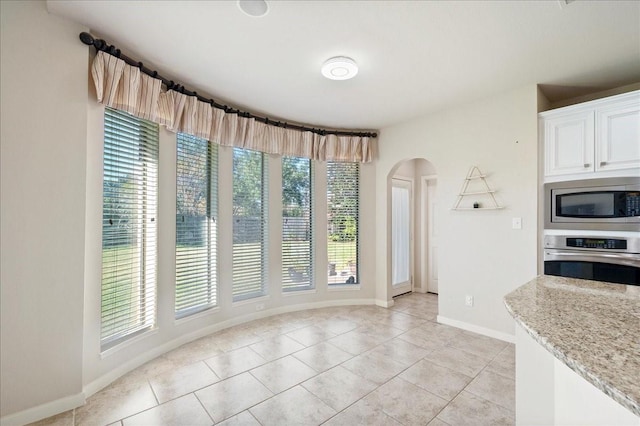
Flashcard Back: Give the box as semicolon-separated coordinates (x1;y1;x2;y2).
596;99;640;172
544;110;595;177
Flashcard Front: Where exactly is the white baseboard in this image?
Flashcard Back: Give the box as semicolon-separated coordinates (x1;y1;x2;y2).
0;392;84;426
437;315;515;343
375;298;394;308
84;298;376;398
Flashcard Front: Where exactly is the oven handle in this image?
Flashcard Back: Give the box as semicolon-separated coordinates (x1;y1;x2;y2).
544;250;640;268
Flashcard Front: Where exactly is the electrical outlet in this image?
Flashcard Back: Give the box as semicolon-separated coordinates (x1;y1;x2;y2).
255;303;265;311
465;295;474;307
512;217;522;229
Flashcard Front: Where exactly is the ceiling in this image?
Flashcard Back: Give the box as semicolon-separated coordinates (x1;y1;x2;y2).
47;0;640;131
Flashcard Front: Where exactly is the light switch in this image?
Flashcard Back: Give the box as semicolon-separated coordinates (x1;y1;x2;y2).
512;217;522;229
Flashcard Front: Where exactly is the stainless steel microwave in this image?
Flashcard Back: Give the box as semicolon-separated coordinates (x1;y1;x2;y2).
545;177;640;231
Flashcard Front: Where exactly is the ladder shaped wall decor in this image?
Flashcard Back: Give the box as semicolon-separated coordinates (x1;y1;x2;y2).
452;166;504;210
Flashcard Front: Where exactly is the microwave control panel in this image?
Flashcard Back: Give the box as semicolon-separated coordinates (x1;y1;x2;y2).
566;238;627;250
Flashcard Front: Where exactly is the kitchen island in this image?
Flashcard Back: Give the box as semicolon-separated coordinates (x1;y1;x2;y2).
504;275;640;425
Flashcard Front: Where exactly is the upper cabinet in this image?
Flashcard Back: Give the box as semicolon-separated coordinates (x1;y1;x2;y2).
541;90;640;182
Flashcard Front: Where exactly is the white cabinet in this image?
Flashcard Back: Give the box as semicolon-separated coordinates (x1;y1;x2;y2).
544;110;595;177
541;90;640;181
596;98;640;172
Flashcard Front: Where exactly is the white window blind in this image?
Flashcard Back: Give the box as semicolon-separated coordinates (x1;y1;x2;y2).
232;148;268;301
175;133;218;318
282;157;313;291
327;162;359;285
102;107;158;348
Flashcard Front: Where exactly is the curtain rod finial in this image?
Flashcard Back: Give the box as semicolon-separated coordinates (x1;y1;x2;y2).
79;32;95;46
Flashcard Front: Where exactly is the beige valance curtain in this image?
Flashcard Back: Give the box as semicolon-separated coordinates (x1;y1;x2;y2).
91;51;373;162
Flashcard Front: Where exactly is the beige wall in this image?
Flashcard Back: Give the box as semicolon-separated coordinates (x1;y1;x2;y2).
376;85;539;338
0;0;88;419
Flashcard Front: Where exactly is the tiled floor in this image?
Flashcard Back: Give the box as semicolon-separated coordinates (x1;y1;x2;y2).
31;293;515;426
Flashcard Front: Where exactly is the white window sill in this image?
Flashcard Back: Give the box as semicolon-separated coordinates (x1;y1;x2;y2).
328;284;361;291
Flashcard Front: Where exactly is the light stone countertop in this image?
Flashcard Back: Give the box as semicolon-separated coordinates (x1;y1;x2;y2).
504;275;640;417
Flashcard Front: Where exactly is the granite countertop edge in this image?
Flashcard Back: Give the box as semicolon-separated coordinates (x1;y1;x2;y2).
504;279;640;418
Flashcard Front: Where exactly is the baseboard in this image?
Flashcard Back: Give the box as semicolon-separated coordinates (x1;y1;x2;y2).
84;297;376;398
437;315;515;343
0;392;84;426
375;298;394;308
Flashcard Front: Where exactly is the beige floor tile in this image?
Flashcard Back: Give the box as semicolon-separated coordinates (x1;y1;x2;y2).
341;350;407;384
195;372;273;423
448;331;508;360
396;326;451;351
249;386;336;426
292;341;353;372
285;324;337;346
323;398;403;426
376;311;429;331
400;359;472;400
423;345;490;377
122;394;212;426
427;417;451;426
163;337;225;365
75;379;157;426
249;355;317;393
357;322;405;339
315;317;359;334
363;377;448;425
302;366;377;411
436;391;514;426
486;344;516;380
216;411;261;426
465;370;515;411
403;305;438;320
27;410;74;426
204;346;266;379
212;329;264;353
248;335;305;361
327;331;382;355
149;361;219;403
368;337;429;367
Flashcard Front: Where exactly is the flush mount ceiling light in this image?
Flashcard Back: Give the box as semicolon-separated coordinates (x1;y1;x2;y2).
321;56;358;80
237;0;269;17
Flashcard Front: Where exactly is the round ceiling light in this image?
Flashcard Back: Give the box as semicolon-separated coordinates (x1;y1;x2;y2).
237;0;269;17
321;56;358;80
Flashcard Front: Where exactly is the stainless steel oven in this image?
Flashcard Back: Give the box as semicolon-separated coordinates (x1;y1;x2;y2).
544;235;640;285
544;177;640;232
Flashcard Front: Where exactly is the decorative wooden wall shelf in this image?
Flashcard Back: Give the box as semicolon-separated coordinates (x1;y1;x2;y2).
452;166;504;210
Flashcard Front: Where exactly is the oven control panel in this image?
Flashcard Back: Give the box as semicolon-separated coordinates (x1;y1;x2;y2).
566;238;627;250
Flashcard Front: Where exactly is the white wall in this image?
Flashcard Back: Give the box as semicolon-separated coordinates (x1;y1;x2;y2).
0;0;88;419
376;86;539;338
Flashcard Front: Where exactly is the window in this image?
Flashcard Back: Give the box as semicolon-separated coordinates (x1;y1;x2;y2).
327;162;359;285
175;133;218;318
232;148;268;301
101;107;158;348
282;156;313;291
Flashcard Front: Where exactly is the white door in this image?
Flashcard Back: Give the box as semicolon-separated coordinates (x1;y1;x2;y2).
426;179;438;294
392;179;412;297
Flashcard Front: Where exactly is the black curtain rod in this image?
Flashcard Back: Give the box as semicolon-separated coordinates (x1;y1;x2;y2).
79;32;377;138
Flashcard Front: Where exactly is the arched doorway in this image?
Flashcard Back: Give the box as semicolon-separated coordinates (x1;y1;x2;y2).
388;158;438;296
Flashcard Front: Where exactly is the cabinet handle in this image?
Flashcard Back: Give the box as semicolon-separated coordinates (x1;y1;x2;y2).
600;161;607;166
584;163;590;168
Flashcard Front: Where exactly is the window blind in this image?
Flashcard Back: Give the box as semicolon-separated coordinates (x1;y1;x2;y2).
232;148;268;301
327;162;359;285
175;133;218;318
282;157;313;291
102;107;159;348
